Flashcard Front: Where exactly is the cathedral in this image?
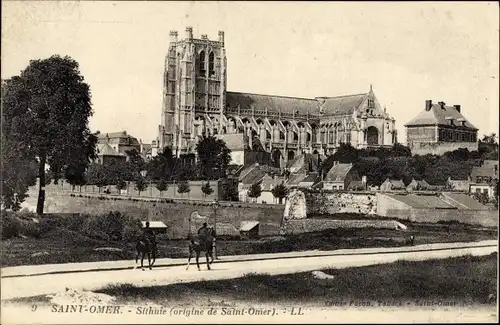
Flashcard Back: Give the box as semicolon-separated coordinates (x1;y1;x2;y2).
155;27;397;168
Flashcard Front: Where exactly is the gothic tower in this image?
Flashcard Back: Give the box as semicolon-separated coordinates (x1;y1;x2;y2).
158;27;227;155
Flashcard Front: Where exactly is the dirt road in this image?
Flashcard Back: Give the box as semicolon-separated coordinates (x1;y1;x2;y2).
2;240;497;300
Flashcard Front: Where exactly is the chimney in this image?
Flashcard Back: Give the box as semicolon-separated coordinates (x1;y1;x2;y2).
362;175;367;185
425;100;432;111
438;101;446;109
201;34;208;40
218;30;225;44
185;26;193;39
169;30;178;43
453;105;461;113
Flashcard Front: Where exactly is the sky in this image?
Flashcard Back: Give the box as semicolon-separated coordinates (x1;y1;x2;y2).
2;1;499;145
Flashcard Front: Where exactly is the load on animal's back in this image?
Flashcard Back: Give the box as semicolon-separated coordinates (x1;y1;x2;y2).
187;222;215;271
197;222;210;243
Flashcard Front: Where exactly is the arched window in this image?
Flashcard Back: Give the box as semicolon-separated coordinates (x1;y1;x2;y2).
209;52;215;76
199;51;206;76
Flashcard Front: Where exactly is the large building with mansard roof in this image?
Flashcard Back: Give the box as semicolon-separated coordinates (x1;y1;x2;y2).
155;27;397;168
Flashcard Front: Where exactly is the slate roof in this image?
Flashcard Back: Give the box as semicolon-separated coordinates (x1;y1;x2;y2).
324;163;354;182
316;93;368;116
407;179;431;189
226;92;319;115
404;103;477;129
98;131;141;145
286;172;308;186
226;90;376;117
240;221;260;232
97;143;122;156
239;166;267;185
382;178;406;189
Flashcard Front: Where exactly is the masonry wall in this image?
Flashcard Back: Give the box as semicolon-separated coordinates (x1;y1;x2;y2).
410;141;479;156
305;191;377;215
37;193;284;239
282;219;405;235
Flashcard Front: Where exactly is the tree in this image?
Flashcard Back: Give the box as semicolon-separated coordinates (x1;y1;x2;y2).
125;149;146;177
196;135;231;180
146;147;174;181
86;163;108;192
472;192;490;205
2;56;97;214
220;178;239;201
271;182;289;204
247;182;262;203
116;178;127;194
201;182;214;199
0;136;38;211
1;80;41;210
135;176;147;196
156;179;169;196
481;133;498;144
177;181;191;196
391;143;412;157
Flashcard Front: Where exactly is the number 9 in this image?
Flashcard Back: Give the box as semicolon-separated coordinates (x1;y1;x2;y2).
31;304;37;312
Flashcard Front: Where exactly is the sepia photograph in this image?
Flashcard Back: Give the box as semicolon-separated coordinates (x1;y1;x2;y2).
1;1;498;324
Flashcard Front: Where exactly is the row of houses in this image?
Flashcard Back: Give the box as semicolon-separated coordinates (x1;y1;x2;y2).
237;155;499;203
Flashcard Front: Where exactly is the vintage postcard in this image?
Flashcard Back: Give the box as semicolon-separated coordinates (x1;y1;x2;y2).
1;1;498;324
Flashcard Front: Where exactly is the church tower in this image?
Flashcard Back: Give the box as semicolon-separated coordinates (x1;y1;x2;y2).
158;27;227;155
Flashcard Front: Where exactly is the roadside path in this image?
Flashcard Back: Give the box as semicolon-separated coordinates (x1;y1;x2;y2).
1;240;496;300
1;240;496;278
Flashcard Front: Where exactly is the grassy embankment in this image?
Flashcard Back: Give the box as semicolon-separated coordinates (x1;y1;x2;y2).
7;253;497;307
96;253;498;307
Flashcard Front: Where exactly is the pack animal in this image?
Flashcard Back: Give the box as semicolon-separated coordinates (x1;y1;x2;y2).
186;227;215;271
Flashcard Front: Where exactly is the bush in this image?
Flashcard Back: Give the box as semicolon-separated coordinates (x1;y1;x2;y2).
1;213;21;239
18;219;42;238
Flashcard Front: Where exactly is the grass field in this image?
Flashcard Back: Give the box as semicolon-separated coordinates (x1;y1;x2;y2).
1;220;496;267
93;253;498;307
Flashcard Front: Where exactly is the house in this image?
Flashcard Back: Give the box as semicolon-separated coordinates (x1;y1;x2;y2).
260;174;287;204
98;131;142;155
404;100;478;156
141;221;168;234
469;160;498;198
96;143;127;165
323;162;361;191
297;172;321;190
347;176;368;191
240;221;260;239
406;179;431;192
380;178;406;191
237;163;284;203
139;141;153;162
446;177;471;192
